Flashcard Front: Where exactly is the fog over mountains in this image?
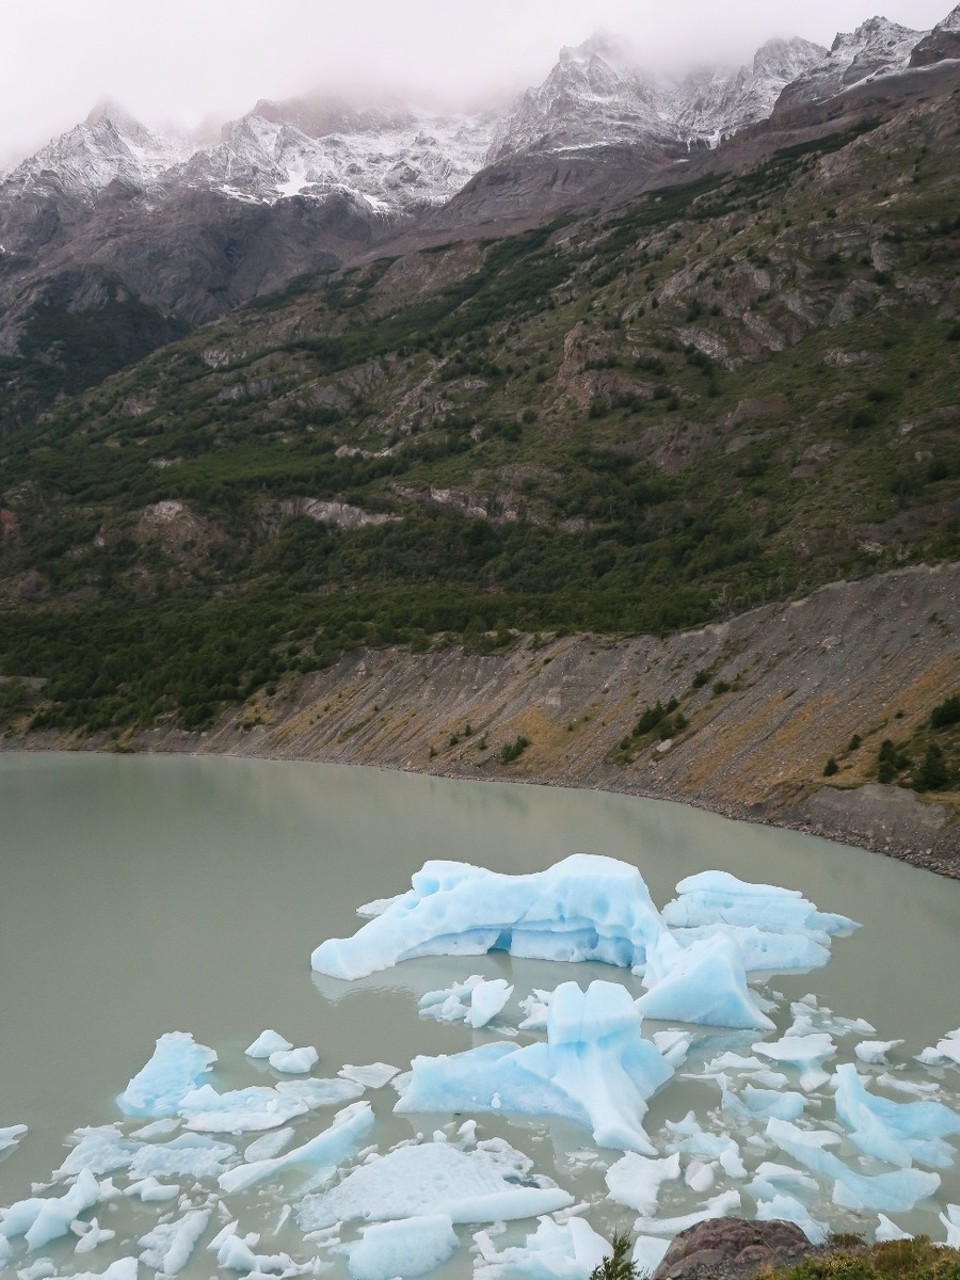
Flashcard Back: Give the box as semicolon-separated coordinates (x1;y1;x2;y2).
0;3;957;359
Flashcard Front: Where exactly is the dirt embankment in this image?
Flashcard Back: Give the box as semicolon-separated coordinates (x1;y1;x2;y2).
13;562;960;873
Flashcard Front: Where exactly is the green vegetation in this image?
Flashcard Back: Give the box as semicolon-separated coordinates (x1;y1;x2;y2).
2;94;960;736
499;735;531;764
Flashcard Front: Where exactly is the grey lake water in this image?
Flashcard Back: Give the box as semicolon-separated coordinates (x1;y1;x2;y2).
1;752;959;1278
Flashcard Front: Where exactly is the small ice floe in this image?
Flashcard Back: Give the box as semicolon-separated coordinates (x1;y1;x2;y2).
268;1046;319;1074
218;1102;374;1194
345;1214;460;1280
244;1029;293;1059
855;1040;904;1065
337;1063;400;1089
419;976;514;1029
604;1151;681;1216
473;1215;610;1280
138;1207;210;1274
297;1132;572;1231
0;1126;27;1157
752;1032;837;1092
918;1028;960;1068
116;1032;217;1117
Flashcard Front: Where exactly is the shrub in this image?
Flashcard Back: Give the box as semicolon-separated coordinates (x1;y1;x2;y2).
824;757;839;776
930;694;960;729
499;735;530;764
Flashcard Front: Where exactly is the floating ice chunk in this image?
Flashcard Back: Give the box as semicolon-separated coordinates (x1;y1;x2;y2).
663;871;857;936
940;1205;960;1248
244;1129;294;1162
651;1030;691;1067
518;990;553;1032
419;976;513;1029
633;1188;741;1236
767;1118;941;1211
663;1114;746;1179
474;1215;610;1280
685;1161;716;1193
833;1062;960;1168
116;1033;217;1117
918;1028;960;1067
214;1229;297;1275
669;925;830;973
129;1119;178;1139
312;855;666;979
753;1032;836;1091
268;1045;319;1074
345;1214;459;1280
338;1064;400;1089
701;1052;767;1075
55;1128;140;1178
756;1194;827;1244
719;1078;806;1122
396;981;674;1153
298;1136;573;1230
244;1030;293;1059
73;1217;116;1255
124;1177;180;1203
65;1261;138;1280
179;1076;361;1133
0;1126;27;1156
605;1152;681;1215
746;1162;819;1203
638;934;774;1030
633;1236;671;1276
876;1214;912;1242
856;1041;904;1065
1;1169;102;1251
127;1134;235;1181
138;1208;210;1274
219;1102;374;1194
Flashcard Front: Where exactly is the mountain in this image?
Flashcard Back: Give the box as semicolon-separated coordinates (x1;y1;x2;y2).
2;6;960;429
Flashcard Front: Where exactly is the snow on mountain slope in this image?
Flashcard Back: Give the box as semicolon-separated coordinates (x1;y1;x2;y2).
489;31;828;162
776;17;927;111
178;108;495;212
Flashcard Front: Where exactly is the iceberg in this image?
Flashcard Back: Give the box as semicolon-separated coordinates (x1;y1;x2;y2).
0;1125;27;1156
755;1193;827;1244
344;1214;459;1280
752;1032;837;1091
940;1205;960;1248
338;1063;400;1089
138;1208;210;1274
297;1135;572;1230
311;855;666;979
833;1062;960;1168
767;1118;941;1211
663;1113;746;1178
124;1177;180;1202
918;1028;960;1067
218;1101;375;1194
633;1188;742;1236
855;1040;904;1065
268;1045;319;1074
244;1029;293;1058
419;976;514;1029
605;1152;681;1216
0;1168;102;1251
638;933;774;1030
876;1214;912;1242
127;1133;236;1181
116;1032;217;1117
395;981;674;1153
473;1216;611;1280
73;1216;117;1253
669;924;830;972
662;871;857;936
180;1077;362;1133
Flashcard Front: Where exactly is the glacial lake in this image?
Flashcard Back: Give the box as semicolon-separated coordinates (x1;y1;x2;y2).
1;752;959;1278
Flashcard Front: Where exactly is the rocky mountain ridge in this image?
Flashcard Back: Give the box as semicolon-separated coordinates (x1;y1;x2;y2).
1;4;960;424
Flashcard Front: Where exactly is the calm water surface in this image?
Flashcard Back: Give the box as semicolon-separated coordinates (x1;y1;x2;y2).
1;753;959;1275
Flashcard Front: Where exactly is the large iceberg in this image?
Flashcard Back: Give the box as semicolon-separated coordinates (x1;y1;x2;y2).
311;855;666;978
474;1216;611;1280
344;1214;460;1280
395;980;674;1152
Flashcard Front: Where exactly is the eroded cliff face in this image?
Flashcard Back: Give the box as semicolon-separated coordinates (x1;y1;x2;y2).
97;562;958;872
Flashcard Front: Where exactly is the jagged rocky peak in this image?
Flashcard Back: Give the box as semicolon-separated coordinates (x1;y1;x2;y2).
491;27;830;160
776;14;927;110
910;3;960;65
241;93;419;140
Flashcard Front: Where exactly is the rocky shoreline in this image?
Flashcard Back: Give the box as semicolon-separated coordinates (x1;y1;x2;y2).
7;562;958;876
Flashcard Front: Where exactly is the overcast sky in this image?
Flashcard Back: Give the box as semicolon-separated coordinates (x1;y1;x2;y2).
0;0;954;162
